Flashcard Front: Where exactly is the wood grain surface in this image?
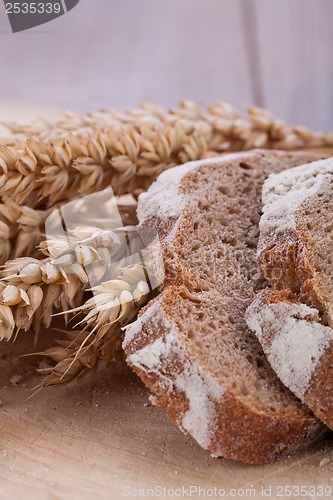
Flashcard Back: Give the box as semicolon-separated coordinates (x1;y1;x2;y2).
0;331;332;500
0;0;332;130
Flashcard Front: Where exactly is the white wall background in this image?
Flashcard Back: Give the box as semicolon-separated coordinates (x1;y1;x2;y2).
0;0;332;130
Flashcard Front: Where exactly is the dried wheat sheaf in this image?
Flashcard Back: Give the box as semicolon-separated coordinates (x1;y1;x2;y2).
1;101;333;388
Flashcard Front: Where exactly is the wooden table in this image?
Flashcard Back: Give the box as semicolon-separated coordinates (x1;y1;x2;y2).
0;332;333;499
0;106;332;499
0;333;332;500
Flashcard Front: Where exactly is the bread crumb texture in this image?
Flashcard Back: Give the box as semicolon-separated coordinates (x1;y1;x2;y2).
124;151;327;463
259;157;333;235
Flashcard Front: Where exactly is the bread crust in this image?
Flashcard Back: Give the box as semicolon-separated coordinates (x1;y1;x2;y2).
257;159;333;327
246;289;333;431
125;288;326;464
250;160;333;431
123;151;327;464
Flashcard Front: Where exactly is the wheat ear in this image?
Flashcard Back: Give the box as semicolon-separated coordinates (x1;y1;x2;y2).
40;263;154;386
4;101;333;149
0;256;84;341
0;123;208;207
2;103;333;209
0;197;48;264
0;225;139;341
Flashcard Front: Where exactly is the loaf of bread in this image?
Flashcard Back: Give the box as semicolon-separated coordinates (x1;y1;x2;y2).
246;158;333;430
123;150;328;464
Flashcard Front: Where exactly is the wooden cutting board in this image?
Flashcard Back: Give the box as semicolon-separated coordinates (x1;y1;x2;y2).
0;333;332;500
0;106;332;500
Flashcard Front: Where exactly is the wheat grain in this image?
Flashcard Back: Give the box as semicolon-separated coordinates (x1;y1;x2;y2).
0;257;80;340
0;124;209;207
40;328;123;386
0;225;133;339
2;221;160;386
40;263;156;386
0;197;48;264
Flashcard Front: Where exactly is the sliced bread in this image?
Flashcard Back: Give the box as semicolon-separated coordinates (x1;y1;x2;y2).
246;158;333;430
246;289;333;430
123;150;327;464
257;158;333;327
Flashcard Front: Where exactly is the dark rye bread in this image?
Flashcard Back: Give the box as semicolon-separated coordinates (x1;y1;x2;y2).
246;289;333;430
246;159;333;430
123;151;327;464
257;158;333;328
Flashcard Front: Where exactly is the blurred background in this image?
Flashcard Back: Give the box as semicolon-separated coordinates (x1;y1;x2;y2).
0;0;332;129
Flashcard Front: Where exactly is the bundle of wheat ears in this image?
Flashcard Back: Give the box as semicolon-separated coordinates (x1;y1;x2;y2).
0;101;333;389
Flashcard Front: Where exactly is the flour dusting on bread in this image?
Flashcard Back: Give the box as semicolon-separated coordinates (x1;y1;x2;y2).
260;157;333;235
137;152;255;232
124;151;326;464
249;156;333;429
246;296;332;397
126;301;225;449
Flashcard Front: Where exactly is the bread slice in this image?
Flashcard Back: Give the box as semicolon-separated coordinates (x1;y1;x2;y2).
246;289;333;430
246;158;333;430
257;158;333;328
123;150;327;464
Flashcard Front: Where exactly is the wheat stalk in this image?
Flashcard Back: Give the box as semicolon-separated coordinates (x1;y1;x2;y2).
0;192;137;268
0;219;159;385
0;256;84;341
